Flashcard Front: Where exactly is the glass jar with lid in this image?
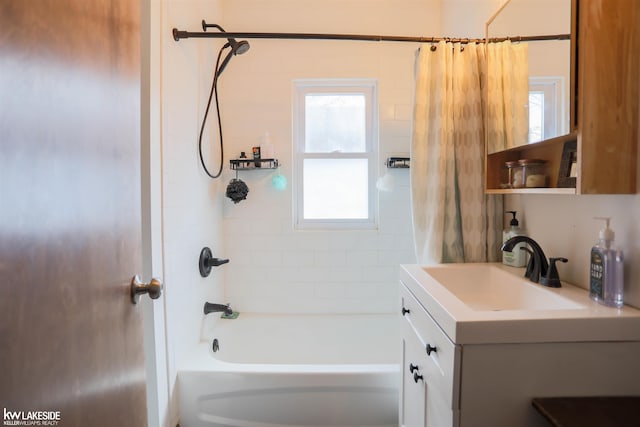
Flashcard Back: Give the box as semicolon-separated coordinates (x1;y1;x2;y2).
518;159;547;188
505;160;523;188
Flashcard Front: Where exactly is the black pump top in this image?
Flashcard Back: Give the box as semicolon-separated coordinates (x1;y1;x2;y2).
506;211;519;227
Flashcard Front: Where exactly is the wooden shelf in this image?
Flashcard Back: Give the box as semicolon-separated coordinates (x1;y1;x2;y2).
486;188;576;195
486;134;578;194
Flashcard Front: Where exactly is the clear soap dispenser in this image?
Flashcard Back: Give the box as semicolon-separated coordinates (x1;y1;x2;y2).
261;131;275;159
589;217;624;308
502;211;527;267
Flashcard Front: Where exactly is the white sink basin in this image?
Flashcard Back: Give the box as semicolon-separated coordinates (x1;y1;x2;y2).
400;263;640;344
423;264;584;311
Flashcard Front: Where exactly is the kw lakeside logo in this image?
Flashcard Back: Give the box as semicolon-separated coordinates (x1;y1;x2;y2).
3;408;61;426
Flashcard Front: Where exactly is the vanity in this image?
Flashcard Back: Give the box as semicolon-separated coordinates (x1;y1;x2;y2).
399;263;640;427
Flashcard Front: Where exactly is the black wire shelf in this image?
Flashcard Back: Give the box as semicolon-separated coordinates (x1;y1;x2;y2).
386;157;410;169
230;158;280;170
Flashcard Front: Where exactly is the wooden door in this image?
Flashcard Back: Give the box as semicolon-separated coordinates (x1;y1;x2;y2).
0;1;148;426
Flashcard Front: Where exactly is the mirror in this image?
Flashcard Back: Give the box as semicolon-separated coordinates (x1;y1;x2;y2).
486;0;573;154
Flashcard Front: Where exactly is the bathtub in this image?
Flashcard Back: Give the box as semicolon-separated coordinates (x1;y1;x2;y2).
178;313;399;427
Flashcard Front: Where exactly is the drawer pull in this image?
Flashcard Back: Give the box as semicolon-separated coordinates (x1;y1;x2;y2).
413;372;424;383
426;344;437;355
409;363;418;373
401;307;410;316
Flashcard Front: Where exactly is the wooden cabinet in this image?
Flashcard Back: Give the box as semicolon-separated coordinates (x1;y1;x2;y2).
486;0;639;194
399;281;640;426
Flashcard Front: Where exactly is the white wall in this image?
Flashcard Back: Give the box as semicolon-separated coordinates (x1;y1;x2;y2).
161;0;226;423
506;192;640;308
216;0;440;314
441;0;503;38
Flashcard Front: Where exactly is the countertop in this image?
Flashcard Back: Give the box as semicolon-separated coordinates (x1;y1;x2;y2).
532;397;640;427
400;263;640;344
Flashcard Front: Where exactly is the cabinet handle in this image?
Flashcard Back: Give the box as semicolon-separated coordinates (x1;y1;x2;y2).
401;307;410;316
426;344;437;355
413;372;424;383
409;363;418;373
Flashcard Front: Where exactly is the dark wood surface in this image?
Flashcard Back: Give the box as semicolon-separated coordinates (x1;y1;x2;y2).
0;1;146;425
532;397;640;427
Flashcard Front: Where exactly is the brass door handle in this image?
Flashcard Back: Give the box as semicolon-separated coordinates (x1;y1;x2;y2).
130;275;162;304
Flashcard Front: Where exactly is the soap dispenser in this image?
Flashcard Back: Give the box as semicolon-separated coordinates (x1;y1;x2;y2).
502;211;527;267
589;217;624;308
261;131;275;159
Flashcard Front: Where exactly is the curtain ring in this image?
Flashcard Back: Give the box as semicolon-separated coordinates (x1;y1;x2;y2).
460;38;469;52
428;37;436;52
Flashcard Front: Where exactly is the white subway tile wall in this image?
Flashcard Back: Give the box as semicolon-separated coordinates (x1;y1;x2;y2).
205;0;442;313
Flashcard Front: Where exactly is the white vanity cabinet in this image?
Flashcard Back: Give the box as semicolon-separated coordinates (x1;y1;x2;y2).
400;285;460;427
399;276;640;427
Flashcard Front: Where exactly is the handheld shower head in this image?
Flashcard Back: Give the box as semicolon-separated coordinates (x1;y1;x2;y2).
202;21;251;76
217;39;250;76
229;39;250;55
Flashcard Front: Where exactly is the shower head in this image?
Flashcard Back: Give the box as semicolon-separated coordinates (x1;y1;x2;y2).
229;39;250;55
217;39;250;76
203;21;251;76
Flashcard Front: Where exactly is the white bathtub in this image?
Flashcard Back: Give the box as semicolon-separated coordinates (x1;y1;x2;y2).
178;313;400;427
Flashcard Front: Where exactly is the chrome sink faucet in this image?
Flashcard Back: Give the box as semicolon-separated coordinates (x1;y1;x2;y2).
501;236;567;287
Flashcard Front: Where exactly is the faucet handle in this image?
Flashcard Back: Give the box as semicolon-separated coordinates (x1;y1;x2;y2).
540;257;568;288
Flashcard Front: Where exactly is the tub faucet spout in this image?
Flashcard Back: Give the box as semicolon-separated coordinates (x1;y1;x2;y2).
501;236;548;284
204;302;233;316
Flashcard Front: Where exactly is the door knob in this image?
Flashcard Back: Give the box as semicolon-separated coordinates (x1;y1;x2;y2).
130;275;162;304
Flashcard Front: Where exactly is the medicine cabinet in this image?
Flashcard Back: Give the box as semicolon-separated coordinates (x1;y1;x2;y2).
485;0;638;195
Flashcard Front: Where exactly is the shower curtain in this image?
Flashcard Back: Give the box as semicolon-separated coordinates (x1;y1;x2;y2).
411;40;527;264
486;42;530;153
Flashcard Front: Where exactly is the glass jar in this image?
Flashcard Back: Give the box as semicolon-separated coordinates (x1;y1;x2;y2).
505;160;523;188
519;159;547;188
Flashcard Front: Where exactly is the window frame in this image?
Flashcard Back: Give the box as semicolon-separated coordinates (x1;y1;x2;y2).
293;79;379;230
528;76;565;143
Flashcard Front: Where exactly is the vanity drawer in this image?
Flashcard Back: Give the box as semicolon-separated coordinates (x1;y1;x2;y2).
401;284;460;410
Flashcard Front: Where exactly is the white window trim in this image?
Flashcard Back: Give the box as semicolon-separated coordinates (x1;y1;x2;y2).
292;79;379;230
529;76;565;142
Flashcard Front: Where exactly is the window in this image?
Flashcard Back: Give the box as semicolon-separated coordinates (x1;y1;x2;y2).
293;80;378;229
528;77;564;143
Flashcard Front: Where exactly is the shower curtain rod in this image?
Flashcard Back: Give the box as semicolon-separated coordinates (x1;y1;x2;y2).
172;27;570;44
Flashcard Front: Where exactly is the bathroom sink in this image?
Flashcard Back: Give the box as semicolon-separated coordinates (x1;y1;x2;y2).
422;264;584;311
400;263;640;345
